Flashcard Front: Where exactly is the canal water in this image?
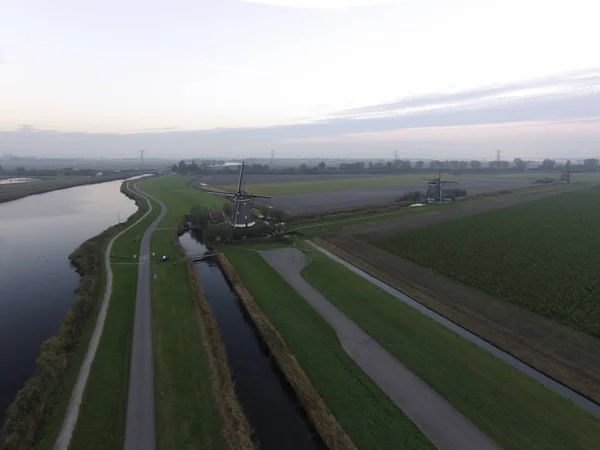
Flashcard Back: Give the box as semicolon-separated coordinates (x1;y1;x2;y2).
179;232;324;450
0;180;138;424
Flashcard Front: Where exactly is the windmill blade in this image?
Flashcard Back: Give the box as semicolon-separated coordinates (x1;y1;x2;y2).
237;162;245;194
209;191;235;198
250;194;271;199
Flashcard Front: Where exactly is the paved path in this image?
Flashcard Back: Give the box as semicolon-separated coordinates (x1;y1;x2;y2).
260;247;499;450
123;185;166;450
54;182;155;450
308;241;600;419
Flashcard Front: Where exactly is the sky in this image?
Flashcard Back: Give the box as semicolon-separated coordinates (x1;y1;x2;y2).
1;0;599;160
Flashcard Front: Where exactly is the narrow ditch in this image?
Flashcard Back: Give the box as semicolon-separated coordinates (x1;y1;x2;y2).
180;231;326;450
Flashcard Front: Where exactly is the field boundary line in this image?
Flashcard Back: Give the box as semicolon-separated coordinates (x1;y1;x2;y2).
53;181;154;450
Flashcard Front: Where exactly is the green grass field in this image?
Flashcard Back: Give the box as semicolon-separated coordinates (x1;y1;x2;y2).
217;171;600;196
219;174;430;195
290;203;458;237
149;230;225;450
375;184;600;338
221;246;433;450
300;245;600;450
68;263;139;450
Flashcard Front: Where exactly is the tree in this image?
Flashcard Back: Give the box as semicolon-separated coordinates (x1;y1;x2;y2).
368;161;374;170
189;206;209;228
171;164;178;173
385;161;392;169
428;161;437;170
513;158;526;171
318;161;326;172
272;208;286;222
400;160;412;170
299;163;309;173
178;160;186;173
415;160;424;169
584;159;599;171
541;159;556;170
469;160;482;169
221;202;233;215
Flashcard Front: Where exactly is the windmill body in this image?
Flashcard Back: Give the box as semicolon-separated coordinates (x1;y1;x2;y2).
209;162;271;228
425;161;458;202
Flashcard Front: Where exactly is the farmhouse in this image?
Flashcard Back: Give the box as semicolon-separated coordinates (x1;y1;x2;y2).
209;211;225;223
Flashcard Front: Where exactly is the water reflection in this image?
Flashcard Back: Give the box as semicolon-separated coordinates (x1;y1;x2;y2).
0;180;138;423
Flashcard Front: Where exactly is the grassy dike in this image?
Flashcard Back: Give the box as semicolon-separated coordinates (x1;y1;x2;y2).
139;177;251;449
0;181;149;450
300;242;600;450
59;184;161;450
219;246;434;450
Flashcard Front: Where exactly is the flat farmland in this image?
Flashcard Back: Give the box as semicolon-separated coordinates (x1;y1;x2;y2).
375;184;600;338
201;172;536;214
267;178;530;213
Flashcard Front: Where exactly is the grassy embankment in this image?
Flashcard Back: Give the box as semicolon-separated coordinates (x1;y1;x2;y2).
138;176;251;450
300;243;600;450
220;246;434;450
0;182;149;450
0;175;133;204
375;184;600;338
35;182;159;450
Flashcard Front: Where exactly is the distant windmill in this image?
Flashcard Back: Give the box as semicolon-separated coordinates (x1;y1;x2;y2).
425;161;458;202
210;162;271;228
560;160;578;184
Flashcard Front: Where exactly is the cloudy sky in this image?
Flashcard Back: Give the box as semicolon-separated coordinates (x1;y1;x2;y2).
1;0;599;160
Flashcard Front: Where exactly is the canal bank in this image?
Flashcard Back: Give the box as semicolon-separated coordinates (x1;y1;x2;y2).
0;180;141;427
0;173;141;204
179;232;325;450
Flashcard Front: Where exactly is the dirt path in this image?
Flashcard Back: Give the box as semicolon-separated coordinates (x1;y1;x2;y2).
123;186;167;450
54;182;155;450
260;247;500;450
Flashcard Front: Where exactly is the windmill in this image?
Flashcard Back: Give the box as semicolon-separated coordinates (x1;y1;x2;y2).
425;161;458;202
210;162;271;228
560;160;579;184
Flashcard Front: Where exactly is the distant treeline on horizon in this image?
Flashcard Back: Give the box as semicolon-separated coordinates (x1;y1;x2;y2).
2;156;599;175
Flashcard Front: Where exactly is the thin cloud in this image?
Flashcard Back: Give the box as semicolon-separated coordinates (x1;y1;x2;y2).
3;71;600;159
331;67;600;118
241;0;402;8
143;127;181;132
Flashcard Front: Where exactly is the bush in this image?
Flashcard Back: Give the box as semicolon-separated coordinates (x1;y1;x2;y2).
444;188;467;199
221;202;232;215
397;191;423;202
533;178;555;184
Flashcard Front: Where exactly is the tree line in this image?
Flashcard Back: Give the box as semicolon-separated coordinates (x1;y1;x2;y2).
172;158;600;175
